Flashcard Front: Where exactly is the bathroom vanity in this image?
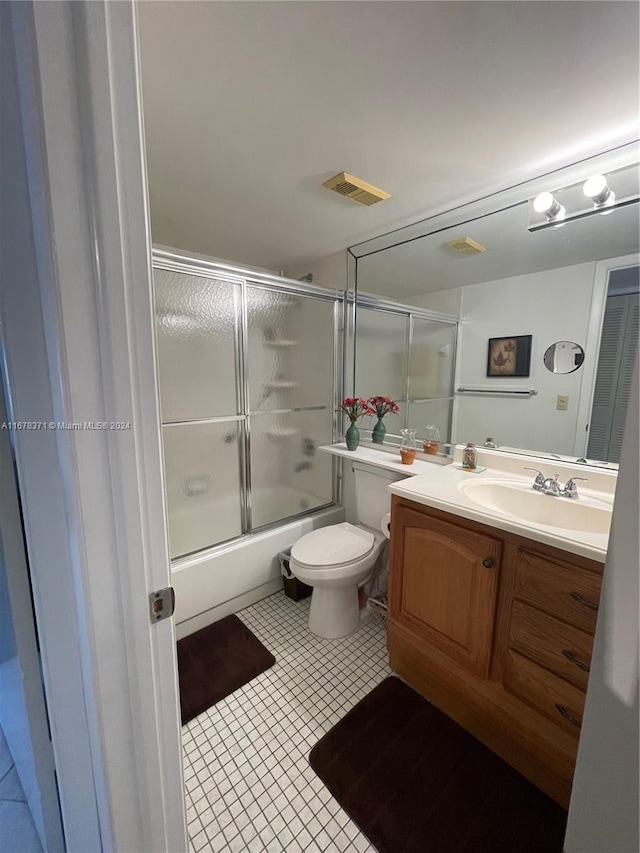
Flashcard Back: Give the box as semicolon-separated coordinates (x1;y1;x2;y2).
386;454;612;808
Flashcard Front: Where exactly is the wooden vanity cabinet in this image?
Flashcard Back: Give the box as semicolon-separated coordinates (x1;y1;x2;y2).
389;505;502;678
387;494;604;808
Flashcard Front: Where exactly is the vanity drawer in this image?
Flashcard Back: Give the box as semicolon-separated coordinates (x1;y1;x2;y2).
504;649;585;737
514;550;602;633
509;600;593;690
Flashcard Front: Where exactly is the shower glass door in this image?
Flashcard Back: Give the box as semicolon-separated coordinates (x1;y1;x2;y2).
246;286;337;529
155;267;244;559
154;255;341;560
354;301;457;442
407;316;457;441
354;307;409;412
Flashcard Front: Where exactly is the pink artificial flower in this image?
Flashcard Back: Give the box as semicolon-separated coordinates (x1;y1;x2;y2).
340;397;375;422
367;395;401;418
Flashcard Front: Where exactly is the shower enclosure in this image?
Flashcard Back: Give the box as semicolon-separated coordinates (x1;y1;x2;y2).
353;293;458;445
154;249;343;565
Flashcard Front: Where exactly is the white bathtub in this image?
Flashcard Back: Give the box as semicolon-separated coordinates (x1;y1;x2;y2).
171;501;344;639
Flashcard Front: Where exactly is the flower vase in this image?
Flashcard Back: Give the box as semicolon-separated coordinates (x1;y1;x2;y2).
372;416;386;444
345;421;360;451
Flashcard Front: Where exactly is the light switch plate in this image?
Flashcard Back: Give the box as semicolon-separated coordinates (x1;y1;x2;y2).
556;395;569;411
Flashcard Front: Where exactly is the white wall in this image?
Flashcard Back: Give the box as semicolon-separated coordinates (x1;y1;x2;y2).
285;249;348;290
564;353;639;852
454;263;596;454
405;287;462;317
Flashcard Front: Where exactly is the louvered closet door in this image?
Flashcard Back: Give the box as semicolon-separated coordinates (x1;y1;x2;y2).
609;294;639;460
588;292;639;462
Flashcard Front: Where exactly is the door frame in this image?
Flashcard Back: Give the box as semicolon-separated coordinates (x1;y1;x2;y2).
5;2;187;850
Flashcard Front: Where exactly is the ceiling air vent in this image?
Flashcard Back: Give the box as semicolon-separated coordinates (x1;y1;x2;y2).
322;172;391;206
446;237;487;256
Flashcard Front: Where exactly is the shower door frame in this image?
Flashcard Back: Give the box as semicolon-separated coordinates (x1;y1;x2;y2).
153;247;344;561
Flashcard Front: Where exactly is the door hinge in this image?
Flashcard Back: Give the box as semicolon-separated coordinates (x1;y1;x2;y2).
149;587;175;623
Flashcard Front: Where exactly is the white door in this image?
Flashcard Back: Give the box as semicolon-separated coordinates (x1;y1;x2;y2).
3;2;188;849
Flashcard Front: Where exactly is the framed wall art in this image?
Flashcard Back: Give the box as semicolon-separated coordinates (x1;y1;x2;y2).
487;335;532;377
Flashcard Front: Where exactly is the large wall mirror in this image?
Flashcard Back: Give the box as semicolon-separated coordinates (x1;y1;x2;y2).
348;143;639;466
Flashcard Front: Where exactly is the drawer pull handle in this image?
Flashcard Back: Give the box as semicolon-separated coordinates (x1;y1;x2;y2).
555;704;582;727
562;649;591;672
570;591;599;612
482;558;494;568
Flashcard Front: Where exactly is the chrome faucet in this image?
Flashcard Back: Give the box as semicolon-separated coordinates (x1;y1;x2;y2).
524;468;588;499
524;468;546;492
562;477;588;499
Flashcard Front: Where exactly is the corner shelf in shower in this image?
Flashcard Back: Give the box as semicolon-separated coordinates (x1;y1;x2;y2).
266;427;299;440
264;339;298;348
266;381;299;390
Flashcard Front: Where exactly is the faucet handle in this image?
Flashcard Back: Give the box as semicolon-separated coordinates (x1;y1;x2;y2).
524;467;546;491
563;477;588;499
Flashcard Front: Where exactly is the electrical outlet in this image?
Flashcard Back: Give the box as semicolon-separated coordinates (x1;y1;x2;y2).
556;395;569;411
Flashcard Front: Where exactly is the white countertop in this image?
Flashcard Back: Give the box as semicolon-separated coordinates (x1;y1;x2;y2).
319;443;449;476
320;442;614;562
389;464;612;563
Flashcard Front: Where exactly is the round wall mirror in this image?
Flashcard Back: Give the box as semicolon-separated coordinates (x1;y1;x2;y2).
543;341;585;374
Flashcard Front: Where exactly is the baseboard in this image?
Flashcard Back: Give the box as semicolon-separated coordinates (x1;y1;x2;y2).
175;578;284;640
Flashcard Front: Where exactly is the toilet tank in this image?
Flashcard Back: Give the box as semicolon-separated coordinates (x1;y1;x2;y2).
353;461;410;529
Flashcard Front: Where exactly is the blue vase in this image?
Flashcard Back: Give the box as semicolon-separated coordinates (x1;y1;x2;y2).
345;422;360;451
372;416;386;444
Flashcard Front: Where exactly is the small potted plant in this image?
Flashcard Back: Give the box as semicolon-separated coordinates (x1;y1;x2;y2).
340;397;374;451
367;395;401;444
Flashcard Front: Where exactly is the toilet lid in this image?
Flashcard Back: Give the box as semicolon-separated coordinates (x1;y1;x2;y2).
291;522;374;568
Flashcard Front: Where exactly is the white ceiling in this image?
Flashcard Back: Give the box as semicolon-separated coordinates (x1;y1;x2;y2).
137;1;639;272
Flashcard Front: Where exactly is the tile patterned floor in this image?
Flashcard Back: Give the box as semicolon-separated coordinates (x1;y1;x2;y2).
0;725;43;853
183;592;391;853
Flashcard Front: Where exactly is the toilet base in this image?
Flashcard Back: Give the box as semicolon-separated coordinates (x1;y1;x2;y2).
308;585;361;639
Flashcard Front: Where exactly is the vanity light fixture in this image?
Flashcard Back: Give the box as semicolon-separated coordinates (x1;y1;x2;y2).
528;160;639;232
583;173;616;208
533;191;566;223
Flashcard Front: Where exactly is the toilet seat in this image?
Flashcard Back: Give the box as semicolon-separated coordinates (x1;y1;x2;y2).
291;522;374;569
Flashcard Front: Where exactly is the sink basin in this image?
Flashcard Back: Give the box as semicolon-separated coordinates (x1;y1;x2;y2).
458;479;613;534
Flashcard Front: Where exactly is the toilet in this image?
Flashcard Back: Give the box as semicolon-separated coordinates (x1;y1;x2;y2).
290;461;407;639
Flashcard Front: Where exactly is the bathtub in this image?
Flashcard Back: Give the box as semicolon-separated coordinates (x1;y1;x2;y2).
171;498;344;639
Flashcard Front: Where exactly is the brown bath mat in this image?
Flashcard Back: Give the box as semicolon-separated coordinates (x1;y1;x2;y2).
177;615;275;725
309;676;567;853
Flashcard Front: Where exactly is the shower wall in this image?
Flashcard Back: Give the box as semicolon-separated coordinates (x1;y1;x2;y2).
153;250;345;633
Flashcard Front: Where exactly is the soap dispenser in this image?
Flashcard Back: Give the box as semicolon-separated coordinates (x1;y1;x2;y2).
462;442;478;471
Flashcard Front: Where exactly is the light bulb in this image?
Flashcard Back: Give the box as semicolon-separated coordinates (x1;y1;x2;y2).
583;174;615;207
533;192;554;213
533;192;565;222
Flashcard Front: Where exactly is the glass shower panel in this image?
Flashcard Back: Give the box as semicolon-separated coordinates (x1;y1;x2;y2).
246;287;335;411
154;268;240;422
162;420;243;559
250;409;334;529
409;318;456;400
355;307;409;403
406;399;452;445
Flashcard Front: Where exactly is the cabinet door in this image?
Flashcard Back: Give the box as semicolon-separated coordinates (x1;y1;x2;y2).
389;505;501;677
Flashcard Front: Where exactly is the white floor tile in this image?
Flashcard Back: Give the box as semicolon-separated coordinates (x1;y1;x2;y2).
183;592;388;852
